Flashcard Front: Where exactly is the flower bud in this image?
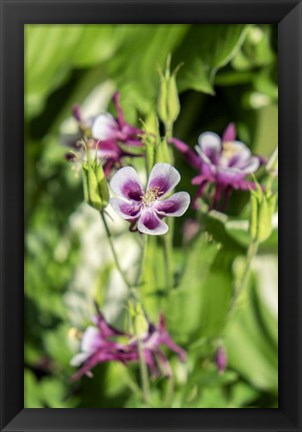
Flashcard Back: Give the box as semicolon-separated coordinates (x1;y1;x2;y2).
82;158;109;211
157;55;181;127
215;346;227;374
249;182;277;243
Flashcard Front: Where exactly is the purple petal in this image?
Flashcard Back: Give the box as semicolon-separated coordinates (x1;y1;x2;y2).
158;315;186;362
91;114;118;141
154;192;190;217
215;347;227;374
155;350;173;377
238;156;260;173
216;166;244;184
110;197;141;220
112;92;125;128
94;311;129;338
72;104;82;123
147;163;180;197
192;179;208;209
222;123;236;142
138;209;168;235
110;166;144;201
81;327;103;354
192;174;207;185
169;138;202;170
221;141;252;168
197;132;221;164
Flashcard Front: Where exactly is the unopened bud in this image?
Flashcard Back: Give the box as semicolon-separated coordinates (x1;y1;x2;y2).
157;55;182;127
249;181;276;243
82;158;109;211
215;346;227;374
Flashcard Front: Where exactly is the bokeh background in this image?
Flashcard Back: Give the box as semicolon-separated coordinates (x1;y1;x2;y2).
25;24;278;408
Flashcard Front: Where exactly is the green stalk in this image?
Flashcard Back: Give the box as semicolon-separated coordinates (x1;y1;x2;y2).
133;235;151;405
133;315;150;405
162;121;175;292
226;240;259;324
163;221;174;292
100;212;132;289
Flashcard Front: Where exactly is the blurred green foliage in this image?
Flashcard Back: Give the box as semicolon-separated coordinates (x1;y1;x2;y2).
25;24;278;408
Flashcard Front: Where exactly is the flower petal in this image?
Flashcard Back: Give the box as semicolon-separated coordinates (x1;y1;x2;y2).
70;352;91;367
110;166;144;201
112;92;125;127
198;132;221;163
92;113;118;140
221;141;251;167
222;123;236;142
81;327;102;354
238;156;260;173
169;138;202;170
154;192;190;217
138;209;168;235
110;197;141;220
147;163;180;197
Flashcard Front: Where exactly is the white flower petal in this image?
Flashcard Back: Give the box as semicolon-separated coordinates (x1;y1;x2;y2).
147;163;180;198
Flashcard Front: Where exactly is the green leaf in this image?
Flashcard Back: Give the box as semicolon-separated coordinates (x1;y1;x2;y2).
224;258;278;392
176;25;248;94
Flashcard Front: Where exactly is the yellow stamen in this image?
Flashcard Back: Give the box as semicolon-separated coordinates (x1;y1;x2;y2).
141;187;163;206
222;141;240;158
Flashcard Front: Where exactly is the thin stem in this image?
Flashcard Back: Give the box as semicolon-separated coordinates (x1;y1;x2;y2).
133;316;150;405
162;121;175;293
163;222;174;292
133;235;150;404
226;240;259;325
100;211;132;289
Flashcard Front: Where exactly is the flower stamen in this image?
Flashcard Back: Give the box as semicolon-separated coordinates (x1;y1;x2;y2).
141;187;163;207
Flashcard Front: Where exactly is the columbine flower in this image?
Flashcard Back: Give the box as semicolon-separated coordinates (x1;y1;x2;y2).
65;92;144;176
170;123;262;209
70;310;186;381
109;163;190;235
140;314;187;377
70;310;130;382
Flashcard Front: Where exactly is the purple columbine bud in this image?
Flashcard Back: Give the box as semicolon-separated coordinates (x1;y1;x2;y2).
72;104;82;123
215;346;227;374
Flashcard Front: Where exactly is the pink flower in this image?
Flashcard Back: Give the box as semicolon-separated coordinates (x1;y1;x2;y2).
70;310;186;381
109;163;190;235
170;123;262;209
65;93;144;176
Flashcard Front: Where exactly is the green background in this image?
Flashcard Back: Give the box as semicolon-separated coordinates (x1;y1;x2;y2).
25;24;278;408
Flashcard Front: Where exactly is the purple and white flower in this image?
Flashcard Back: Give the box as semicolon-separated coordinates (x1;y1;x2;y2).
170;124;262;209
65;92;144;176
109;163;190;235
70;310;186;381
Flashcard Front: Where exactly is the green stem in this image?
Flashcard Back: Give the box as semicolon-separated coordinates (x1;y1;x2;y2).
133;315;150;405
162;121;175;293
227;240;259;324
100;212;132;289
163;221;174;292
133;235;151;405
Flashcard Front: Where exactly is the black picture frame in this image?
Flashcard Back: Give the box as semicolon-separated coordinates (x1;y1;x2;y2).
0;0;301;431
